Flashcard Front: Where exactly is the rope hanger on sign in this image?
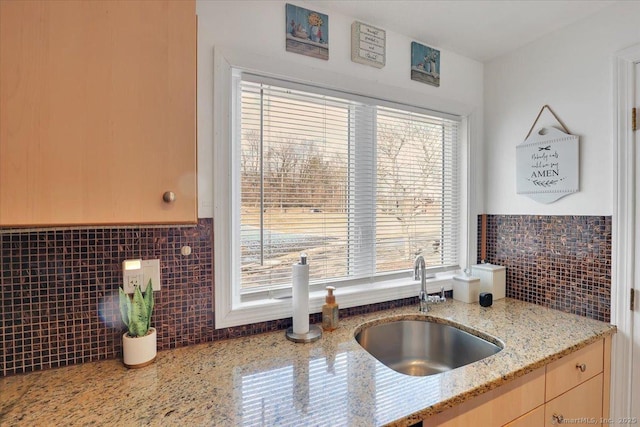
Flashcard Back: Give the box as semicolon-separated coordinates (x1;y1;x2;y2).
525;105;571;140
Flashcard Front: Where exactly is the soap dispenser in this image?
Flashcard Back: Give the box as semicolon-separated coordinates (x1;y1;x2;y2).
322;286;339;331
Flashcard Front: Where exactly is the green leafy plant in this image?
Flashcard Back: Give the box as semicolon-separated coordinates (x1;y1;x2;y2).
119;279;154;337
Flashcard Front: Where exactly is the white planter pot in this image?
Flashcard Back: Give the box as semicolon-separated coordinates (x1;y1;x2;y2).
122;327;157;368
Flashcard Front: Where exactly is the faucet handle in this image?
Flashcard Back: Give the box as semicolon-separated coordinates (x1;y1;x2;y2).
440;286;446;301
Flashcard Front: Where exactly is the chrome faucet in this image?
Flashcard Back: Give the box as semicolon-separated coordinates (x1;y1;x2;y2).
414;255;428;312
414;255;446;312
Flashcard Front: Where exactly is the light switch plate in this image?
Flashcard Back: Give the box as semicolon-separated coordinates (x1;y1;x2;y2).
142;259;161;291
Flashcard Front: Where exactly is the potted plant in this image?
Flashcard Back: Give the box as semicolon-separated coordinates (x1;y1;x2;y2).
119;279;156;368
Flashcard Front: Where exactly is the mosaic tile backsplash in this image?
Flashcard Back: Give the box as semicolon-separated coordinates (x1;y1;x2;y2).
0;219;420;376
478;215;611;323
1;220;216;376
2;215;611;376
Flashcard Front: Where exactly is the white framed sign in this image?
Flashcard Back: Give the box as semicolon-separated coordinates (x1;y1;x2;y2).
516;127;579;203
351;21;385;68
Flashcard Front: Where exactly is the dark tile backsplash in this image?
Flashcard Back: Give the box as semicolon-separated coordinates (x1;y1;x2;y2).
478;215;611;323
1;220;215;376
0;219;421;376
2;214;612;376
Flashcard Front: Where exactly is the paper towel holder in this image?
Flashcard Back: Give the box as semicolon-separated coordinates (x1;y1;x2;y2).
286;253;322;343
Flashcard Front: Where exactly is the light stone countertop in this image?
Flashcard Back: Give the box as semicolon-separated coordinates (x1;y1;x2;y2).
0;298;616;426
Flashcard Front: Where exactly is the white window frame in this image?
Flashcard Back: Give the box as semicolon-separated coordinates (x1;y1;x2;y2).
213;49;477;328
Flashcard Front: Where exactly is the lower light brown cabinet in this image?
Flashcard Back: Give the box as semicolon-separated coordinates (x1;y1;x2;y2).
506;405;545;427
0;0;196;226
427;368;545;427
544;374;603;427
422;336;611;427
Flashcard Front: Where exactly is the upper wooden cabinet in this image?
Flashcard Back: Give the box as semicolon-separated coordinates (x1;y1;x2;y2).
0;0;196;226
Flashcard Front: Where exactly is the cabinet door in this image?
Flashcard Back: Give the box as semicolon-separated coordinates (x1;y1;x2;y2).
0;0;196;226
544;374;603;427
425;368;545;427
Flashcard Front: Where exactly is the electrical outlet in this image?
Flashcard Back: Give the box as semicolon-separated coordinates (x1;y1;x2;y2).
128;276;140;288
122;259;143;294
122;259;160;293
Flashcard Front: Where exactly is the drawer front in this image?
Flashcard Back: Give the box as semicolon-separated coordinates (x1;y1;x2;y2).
544;374;603;427
427;368;545;427
545;339;603;401
504;405;544;427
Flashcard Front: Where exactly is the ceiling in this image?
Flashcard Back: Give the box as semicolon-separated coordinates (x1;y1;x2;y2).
305;0;619;62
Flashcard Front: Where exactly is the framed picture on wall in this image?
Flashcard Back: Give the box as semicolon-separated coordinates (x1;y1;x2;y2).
410;41;440;87
285;4;329;60
351;21;385;68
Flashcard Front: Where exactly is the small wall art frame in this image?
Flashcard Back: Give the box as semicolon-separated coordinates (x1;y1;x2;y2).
410;41;440;87
351;21;385;68
285;3;329;60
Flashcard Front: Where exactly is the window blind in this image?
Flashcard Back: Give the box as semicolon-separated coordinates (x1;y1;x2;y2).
375;106;459;273
238;78;460;293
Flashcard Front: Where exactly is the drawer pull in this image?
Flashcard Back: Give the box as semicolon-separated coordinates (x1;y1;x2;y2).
576;363;587;372
552;413;564;424
163;191;176;203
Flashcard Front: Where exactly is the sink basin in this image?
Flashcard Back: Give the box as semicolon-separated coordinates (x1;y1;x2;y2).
355;319;502;377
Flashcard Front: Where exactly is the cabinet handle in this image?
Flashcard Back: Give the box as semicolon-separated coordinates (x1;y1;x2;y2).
575;363;586;372
163;191;176;203
552;413;564;424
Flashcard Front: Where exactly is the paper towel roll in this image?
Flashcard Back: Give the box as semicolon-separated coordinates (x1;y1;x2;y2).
292;260;310;335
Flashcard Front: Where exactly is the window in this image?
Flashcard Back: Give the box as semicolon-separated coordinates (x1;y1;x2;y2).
214;68;465;328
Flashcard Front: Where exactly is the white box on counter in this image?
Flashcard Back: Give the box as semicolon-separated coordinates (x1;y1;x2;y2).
470;263;506;300
452;274;481;303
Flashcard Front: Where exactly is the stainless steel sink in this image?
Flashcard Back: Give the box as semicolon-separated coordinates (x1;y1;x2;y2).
355;319;502;377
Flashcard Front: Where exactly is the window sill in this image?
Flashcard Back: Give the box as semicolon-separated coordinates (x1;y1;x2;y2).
214;272;456;329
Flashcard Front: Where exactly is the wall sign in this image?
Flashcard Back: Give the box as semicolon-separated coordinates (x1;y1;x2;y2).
351;21;385;68
516;127;579;203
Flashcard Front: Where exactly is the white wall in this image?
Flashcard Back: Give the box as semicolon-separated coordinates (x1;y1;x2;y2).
196;0;484;218
484;2;640;215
